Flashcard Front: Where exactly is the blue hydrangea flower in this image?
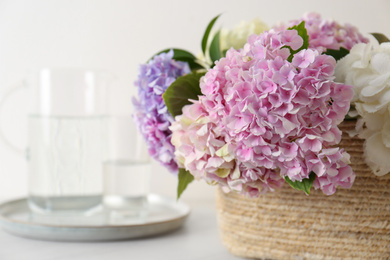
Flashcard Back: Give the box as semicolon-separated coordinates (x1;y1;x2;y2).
133;50;191;173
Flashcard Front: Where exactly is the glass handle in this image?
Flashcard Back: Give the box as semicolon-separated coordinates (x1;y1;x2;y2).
0;80;26;157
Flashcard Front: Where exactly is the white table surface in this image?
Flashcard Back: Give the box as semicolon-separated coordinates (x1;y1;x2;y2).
0;198;245;260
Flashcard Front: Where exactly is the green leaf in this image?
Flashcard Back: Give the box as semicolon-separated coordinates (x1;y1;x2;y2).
222;49;228;57
371;33;390;44
177;168;194;200
150;48;204;71
177;58;204;71
163;72;204;117
324;47;350;61
209;30;221;64
285;172;316;195
201;14;221;55
285;21;309;62
152;48;197;60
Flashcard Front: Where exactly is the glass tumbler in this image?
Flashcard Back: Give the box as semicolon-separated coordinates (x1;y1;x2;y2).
103;116;151;222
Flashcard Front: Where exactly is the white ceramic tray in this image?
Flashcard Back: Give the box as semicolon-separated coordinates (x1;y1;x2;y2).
0;194;190;242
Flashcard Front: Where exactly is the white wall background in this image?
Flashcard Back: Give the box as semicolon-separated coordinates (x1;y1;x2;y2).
0;0;389;202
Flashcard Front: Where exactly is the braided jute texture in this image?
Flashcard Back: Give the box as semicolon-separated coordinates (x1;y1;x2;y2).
216;120;390;260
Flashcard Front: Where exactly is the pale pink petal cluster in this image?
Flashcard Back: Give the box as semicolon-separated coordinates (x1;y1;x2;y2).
275;12;369;53
171;29;355;197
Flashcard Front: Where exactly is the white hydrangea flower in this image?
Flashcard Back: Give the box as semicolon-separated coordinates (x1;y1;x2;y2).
220;17;269;51
197;17;269;68
335;38;390;176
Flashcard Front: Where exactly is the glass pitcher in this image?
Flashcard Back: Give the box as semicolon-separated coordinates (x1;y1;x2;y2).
0;68;112;214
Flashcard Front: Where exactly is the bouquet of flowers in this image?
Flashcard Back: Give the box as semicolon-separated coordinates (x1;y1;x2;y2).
132;12;390;199
132;12;390;259
132;15;268;175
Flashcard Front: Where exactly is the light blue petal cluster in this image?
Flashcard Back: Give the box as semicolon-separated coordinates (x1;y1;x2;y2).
133;50;191;173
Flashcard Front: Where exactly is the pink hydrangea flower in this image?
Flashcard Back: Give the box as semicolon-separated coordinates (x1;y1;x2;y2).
170;28;355;197
275;12;369;53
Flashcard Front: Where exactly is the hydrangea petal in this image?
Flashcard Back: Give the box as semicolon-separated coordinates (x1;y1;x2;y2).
364;132;390;176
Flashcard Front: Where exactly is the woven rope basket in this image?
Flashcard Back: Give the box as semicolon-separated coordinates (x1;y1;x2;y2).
216;120;390;260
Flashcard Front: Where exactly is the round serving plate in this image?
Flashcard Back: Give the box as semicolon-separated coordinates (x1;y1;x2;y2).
0;194;190;242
